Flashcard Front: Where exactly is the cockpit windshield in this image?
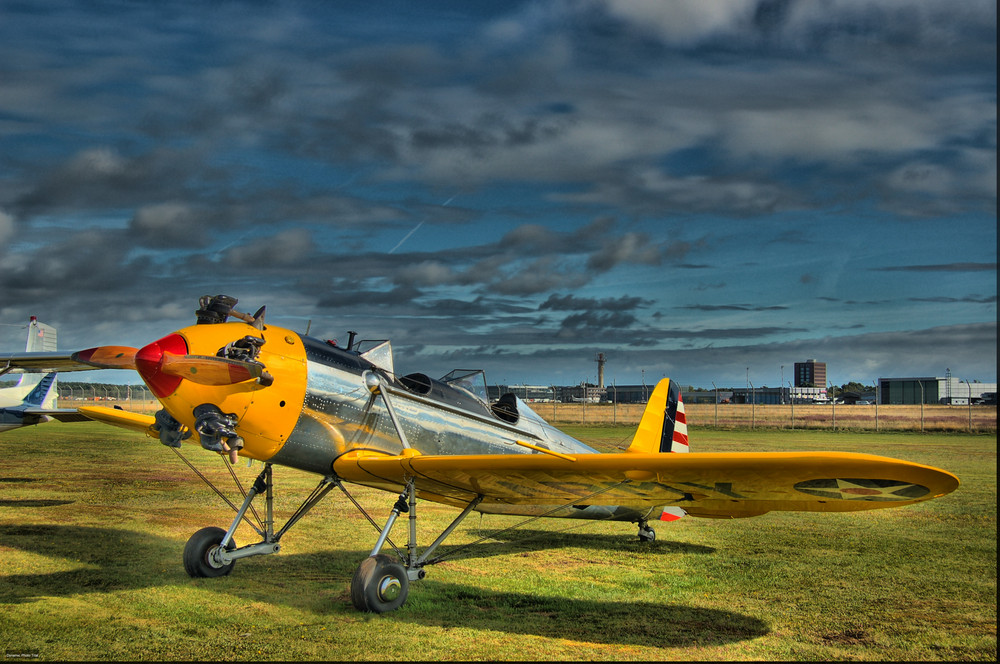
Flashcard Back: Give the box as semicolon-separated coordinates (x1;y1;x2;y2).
357;340;393;374
440;369;489;405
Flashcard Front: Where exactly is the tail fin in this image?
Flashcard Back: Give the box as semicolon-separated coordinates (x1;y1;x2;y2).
22;373;58;408
627;378;689;454
25;316;57;352
627;378;688;522
14;317;58;394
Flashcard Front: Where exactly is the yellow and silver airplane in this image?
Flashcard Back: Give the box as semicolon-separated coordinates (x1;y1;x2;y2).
0;295;959;613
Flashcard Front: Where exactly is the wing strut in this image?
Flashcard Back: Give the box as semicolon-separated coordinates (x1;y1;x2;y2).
363;370;412;450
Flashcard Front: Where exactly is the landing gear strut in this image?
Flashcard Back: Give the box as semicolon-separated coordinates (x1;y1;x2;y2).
345;477;483;613
178;461;338;580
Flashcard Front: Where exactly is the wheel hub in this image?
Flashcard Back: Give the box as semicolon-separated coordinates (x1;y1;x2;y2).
206;544;228;569
378;574;402;601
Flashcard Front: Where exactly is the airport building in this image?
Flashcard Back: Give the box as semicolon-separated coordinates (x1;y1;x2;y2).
877;376;998;405
726;386;829;405
794;359;826;388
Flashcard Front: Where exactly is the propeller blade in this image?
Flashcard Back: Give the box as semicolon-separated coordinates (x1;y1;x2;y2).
159;354;263;386
72;346;139;370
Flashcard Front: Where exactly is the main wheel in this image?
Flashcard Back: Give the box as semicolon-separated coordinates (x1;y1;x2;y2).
350;554;409;613
638;526;656;542
183;526;236;578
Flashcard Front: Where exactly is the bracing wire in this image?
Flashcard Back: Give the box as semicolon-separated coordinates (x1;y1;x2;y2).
422;479;634;566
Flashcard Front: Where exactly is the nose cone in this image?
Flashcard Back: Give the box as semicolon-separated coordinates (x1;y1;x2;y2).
135;333;188;398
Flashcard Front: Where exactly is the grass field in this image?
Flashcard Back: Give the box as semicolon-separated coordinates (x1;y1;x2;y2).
0;422;995;661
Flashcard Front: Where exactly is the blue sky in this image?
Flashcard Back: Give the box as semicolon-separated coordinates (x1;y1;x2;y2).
0;0;995;389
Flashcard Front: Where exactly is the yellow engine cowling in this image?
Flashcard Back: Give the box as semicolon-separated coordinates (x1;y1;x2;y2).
142;322;308;463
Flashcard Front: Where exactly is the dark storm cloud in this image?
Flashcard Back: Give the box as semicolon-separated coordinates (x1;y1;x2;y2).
677;304;789;312
873;263;997;272
841;300;891;307
486;257;590;296
558;311;638;331
12;148;202;216
499;218;615;256
413;296;535;317
539;294;651;312
656;326;807;340
128;202;213;248
556;173;795;217
222;229;315;269
316;282;422;309
5;1;994;223
910;296;997;304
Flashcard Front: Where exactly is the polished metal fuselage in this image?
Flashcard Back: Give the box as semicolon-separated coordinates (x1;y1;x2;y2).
267;338;649;523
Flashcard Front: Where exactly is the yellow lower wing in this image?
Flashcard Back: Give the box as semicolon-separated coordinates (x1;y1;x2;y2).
333;450;959;517
78;405;158;437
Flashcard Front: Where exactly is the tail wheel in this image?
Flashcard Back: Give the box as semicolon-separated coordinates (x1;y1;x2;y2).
350;554;409;613
183;526;236;578
638;523;656;542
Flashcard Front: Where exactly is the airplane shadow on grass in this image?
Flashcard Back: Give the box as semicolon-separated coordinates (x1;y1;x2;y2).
0;524;766;647
441;526;717;559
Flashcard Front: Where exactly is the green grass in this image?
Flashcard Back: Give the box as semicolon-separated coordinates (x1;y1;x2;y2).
0;423;995;660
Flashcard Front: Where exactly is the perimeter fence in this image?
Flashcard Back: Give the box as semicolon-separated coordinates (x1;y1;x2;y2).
543;401;997;433
58;388;997;433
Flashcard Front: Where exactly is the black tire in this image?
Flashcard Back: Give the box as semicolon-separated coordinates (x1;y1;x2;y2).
350;554;409;613
638;527;656;542
183;526;236;578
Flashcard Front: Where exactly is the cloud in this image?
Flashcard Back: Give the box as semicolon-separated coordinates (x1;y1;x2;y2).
872;262;997;272
586;232;660;272
487;257;590;296
539;293;651;312
909;296;997;304
0;209;13;244
129;202;208;248
677;304;789;312
554;170;793;216
0;1;993;390
593;0;998;52
558;310;638;332
599;0;759;47
223;229;314;268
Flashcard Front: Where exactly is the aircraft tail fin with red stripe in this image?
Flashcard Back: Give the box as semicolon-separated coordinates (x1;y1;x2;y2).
627;378;689;455
626;378;689;521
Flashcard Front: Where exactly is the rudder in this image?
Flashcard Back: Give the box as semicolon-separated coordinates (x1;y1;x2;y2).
627;378;689;455
23;373;58;408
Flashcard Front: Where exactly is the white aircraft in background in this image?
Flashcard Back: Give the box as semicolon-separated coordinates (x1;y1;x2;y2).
0;317;87;432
